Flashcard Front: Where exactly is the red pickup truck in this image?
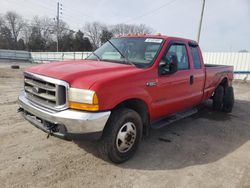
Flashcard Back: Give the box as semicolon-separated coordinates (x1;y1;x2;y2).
18;34;234;163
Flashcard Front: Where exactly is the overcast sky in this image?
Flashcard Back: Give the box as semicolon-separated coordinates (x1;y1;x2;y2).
1;0;250;52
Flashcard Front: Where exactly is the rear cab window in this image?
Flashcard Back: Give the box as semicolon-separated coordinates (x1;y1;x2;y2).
190;46;202;69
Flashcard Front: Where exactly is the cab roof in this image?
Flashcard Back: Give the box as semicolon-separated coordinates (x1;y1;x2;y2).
117;34;198;45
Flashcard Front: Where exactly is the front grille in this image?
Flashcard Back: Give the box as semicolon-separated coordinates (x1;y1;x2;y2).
24;73;68;110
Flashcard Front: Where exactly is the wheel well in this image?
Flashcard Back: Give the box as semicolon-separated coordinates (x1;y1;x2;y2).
113;99;150;136
219;77;228;87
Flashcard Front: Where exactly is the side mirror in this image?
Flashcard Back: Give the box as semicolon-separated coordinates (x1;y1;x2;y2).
158;54;178;75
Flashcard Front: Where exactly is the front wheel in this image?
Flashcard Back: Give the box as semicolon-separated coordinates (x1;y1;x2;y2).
100;108;143;163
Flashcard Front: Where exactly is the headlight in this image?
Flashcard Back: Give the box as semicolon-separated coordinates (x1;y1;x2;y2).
68;88;99;111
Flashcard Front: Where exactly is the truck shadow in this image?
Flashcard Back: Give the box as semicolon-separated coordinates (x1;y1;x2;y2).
74;99;250;170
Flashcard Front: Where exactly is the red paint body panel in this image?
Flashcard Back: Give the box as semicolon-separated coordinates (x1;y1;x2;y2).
27;60;137;89
25;35;234;122
203;65;233;100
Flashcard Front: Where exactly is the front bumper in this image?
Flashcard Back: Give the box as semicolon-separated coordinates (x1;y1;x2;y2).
18;91;111;140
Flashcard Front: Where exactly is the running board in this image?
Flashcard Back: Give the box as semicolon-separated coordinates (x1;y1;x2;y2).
151;108;198;129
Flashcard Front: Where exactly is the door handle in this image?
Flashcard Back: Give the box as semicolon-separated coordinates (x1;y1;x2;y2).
190;75;194;85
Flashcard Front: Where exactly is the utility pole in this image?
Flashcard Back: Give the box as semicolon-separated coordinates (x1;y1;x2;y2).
56;2;59;52
197;0;205;43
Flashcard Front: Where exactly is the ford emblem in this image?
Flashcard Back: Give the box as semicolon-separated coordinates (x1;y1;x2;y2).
32;87;40;93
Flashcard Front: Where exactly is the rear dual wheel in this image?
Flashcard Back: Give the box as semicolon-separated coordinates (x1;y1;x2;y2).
213;85;234;112
223;86;234;112
213;85;224;110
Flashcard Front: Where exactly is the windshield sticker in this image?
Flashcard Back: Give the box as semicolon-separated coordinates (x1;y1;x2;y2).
145;38;163;43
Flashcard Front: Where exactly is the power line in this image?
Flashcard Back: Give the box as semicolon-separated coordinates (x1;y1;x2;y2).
50;0;91;20
2;0;55;18
57;4;96;29
61;15;85;27
124;0;179;23
2;0;84;35
23;0;56;15
61;12;85;24
63;6;95;19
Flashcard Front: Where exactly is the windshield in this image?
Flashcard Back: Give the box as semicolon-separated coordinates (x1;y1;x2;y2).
87;37;164;68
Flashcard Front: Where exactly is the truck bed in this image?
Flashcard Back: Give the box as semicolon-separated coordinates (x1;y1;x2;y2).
203;64;234;100
205;64;231;68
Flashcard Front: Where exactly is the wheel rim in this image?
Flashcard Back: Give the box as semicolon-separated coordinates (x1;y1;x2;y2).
116;122;137;153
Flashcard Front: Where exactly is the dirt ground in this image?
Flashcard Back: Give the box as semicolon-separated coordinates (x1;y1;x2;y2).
0;60;250;188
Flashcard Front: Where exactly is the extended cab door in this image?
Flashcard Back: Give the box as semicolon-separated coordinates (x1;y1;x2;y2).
187;43;205;105
153;41;203;119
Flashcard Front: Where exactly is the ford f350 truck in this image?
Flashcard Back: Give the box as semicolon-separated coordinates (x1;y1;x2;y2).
18;34;234;163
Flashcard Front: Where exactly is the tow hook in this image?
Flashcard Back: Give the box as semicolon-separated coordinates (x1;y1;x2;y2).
46;124;58;139
17;107;23;113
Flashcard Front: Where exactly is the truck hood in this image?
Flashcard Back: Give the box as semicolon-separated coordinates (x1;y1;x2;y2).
26;60;139;89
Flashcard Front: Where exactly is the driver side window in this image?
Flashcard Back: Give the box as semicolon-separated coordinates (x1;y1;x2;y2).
163;44;189;70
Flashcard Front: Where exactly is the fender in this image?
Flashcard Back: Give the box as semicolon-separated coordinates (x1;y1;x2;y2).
98;86;152;113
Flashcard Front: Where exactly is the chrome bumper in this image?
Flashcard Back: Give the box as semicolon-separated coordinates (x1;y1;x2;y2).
18;91;111;140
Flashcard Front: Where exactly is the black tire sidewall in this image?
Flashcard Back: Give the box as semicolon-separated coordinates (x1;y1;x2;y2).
213;85;224;110
102;108;143;163
223;86;234;112
11;65;20;69
113;115;141;158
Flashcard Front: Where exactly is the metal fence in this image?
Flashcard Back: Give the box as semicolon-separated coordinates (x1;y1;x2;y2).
203;52;250;80
31;51;92;63
0;49;249;80
0;49;31;60
0;50;92;63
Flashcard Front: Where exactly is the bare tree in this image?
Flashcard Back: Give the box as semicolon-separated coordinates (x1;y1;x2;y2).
22;21;32;45
84;22;153;48
111;23;153;36
111;24;130;36
100;29;113;44
134;24;153;34
5;11;24;49
29;16;71;51
57;20;71;39
0;15;4;29
1;12;155;51
30;16;55;47
84;22;106;49
32;17;54;36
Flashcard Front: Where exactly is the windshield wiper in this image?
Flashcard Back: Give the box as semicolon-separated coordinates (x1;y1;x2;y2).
107;39;135;67
91;52;101;61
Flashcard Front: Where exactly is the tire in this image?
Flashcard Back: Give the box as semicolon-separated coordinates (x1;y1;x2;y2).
11;65;20;69
213;85;224;111
223;86;234;113
100;108;143;163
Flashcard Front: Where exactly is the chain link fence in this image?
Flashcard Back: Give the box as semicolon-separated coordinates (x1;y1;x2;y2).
203;52;250;80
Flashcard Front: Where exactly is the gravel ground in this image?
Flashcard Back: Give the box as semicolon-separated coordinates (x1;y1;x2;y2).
0;61;250;188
